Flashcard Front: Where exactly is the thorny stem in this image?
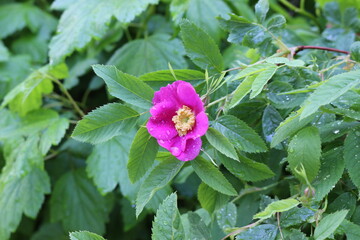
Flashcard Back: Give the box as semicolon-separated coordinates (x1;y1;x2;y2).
293;45;350;56
221;220;264;240
279;0;322;29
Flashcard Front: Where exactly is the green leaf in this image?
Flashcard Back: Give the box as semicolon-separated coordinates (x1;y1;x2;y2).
271;108;315;147
152;193;185;240
301;70;360;119
87;136;130;194
344;130;360;190
314;210;348;240
319;120;360;143
180;20;223;73
108;34;187;76
205;127;238;161
197;182;230;213
70;231;106;240
341;220;360;240
254;199;299;220
136;157;184;217
227;75;256;109
92;65;154;109
72;103;139;144
1;63;68;116
280;207;315;228
233;63;274;80
0;41;9;62
313;148;345;201
191;156;237;196
212;115;268;153
50;169;109;234
49;0;158;63
262;105;283;145
250;65;277;98
287;126;321;183
216;202;237;230
219;152;275;182
0;3;57;39
128;127;159;183
255;0;269;23
350;42;360;62
187;212;211;239
236;224;277;240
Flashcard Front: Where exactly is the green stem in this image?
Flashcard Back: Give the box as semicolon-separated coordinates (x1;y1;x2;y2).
279;0;322;29
206;96;228;108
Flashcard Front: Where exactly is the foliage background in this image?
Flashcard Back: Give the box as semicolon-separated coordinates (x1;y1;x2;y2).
1;0;360;239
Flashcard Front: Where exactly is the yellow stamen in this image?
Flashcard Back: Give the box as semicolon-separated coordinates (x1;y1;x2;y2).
172;105;195;136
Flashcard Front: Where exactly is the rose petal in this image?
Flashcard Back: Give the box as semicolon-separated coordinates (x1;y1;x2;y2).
186;111;209;139
171;137;202;161
147;117;178;140
153;81;183;106
177;82;204;113
150;101;177;119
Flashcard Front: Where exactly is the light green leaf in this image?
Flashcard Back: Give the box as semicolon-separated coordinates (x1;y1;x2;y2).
350;42;360;62
255;0;269;23
49;0;158;63
250;65;277;98
128;127;159;183
152;193;185;240
313;148;345;201
233;63;274;81
271;108;315;147
136;157;184;217
254;199;299;220
219;152;275;182
227;75;256;109
50;169;109;234
72;103;139;144
287;126;321;183
319;120;360;143
87;136;130;194
1;63;68;116
341;220;360;240
344;130;360;190
205;127;238;161
191;156;237;196
197;182;229;213
301;70;360;119
216;202;237;230
314;210;348;240
108;34;187;76
187;212;211;240
180;20;223;73
70;231;106;240
213;115;267;153
0;3;57;39
0;41;9;62
92;65;154;109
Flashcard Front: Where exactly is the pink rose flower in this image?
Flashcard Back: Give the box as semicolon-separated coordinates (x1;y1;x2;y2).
146;80;209;161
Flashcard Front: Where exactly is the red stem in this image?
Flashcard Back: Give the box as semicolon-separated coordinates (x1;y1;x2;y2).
294;45;349;56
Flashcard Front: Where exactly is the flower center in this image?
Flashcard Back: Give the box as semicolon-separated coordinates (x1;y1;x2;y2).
172;105;195;136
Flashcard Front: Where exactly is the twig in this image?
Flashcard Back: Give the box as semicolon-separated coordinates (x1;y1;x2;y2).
277;212;284;240
293;46;349;56
221;220;264;240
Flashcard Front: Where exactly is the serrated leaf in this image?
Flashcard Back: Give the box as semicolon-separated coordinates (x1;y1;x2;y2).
213;115;267;153
271;108;315;147
228;75;256;109
314;210;348;240
262;105;283;145
233;63;274;81
254;199;299;220
287;126;321;183
93;65;154;109
350;42;360;62
319;120;360;143
180;20;223;73
128;127;159;183
236;224;277;240
313;148;345;201
108;34;187;76
280;207;315;228
191;156;237;196
341;220;360;240
219;152;274;182
205;127;238;161
152;193;184;240
87;136;130;194
49;0;158;63
344;130;360;190
136;157;184;217
72;103;139;144
216;202;237;230
250;65;277;98
50;169;109;234
187;212;211;239
69;231;106;240
301;70;360;119
1;63;68;116
197;182;229;213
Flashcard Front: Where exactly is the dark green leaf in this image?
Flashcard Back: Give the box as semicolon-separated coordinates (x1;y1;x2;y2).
69;231;106;240
72;103;139;144
216;202;237;230
236;224;277;240
280;207;315;228
344;130;360;190
314;210;348;240
350;42;360;62
187;212;211;239
128;127;159;183
197;182;230;213
191;156;237;196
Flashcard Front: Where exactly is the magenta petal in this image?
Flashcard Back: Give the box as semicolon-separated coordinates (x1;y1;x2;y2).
171;137;202;161
177;82;204;113
153;81;182;106
186;112;209;139
150;101;177;119
147;117;178;140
